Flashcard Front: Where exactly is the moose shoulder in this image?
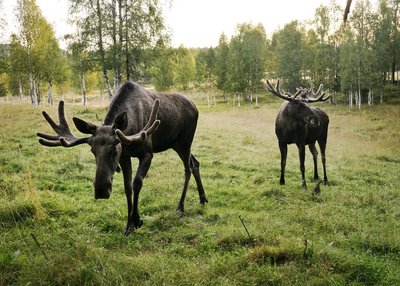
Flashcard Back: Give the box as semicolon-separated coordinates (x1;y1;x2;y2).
266;79;330;188
38;82;207;235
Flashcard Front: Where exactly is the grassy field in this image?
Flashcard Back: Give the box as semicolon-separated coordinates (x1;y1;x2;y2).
1;96;400;285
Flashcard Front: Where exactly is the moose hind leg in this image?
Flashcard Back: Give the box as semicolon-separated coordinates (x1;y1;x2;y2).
308;143;319;181
190;154;208;205
176;148;192;213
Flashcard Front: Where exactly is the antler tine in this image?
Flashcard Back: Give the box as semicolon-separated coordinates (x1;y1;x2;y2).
293;87;308;99
305;84;331;103
265;79;295;101
143;99;160;131
37;101;90;148
116;99;161;145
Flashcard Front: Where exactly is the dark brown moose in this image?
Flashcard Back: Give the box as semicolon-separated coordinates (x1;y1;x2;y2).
37;82;207;235
265;79;330;188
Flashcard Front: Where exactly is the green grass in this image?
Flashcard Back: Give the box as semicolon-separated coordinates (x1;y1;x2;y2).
1;98;400;285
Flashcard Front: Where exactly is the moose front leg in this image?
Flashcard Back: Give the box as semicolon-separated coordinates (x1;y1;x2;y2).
297;143;307;188
130;153;153;231
278;141;287;185
120;157;133;236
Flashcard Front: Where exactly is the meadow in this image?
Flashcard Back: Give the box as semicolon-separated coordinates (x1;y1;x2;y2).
1;94;400;285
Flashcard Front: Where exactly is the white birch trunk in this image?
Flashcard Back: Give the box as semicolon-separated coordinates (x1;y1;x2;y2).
81;73;87;107
113;73;119;96
104;70;113;100
349;91;353;108
371;90;374;105
19;79;23;102
29;74;37;108
47;81;53;106
35;80;41;107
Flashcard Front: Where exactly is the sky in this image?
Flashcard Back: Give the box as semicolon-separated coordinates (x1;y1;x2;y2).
0;0;378;48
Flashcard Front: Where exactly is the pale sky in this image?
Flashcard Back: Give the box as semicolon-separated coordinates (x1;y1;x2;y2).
0;0;378;48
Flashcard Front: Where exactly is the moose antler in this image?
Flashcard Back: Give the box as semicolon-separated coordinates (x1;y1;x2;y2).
37;101;90;147
115;99;161;144
265;79;331;103
304;84;331;103
265;79;308;101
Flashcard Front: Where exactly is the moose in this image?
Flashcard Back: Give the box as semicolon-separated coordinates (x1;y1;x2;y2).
37;82;207;235
265;79;330;188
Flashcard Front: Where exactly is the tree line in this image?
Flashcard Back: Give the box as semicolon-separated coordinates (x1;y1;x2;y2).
0;0;399;107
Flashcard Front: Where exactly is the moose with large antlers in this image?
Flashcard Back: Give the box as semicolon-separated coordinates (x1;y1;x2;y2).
37;82;207;235
265;79;330;188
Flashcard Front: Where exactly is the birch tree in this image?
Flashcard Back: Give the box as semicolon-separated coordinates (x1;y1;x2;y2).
69;0;168;99
215;33;229;93
272;21;305;91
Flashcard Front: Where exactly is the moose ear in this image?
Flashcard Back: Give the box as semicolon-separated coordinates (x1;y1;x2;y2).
113;112;128;131
73;117;97;135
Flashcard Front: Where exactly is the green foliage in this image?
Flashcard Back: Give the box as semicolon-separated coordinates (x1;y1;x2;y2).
0;80;7;96
149;49;176;91
175;46;196;90
1;100;400;285
271;21;305;91
7;0;68;103
214;34;229;91
225;23;268;95
69;0;169;85
195;47;216;90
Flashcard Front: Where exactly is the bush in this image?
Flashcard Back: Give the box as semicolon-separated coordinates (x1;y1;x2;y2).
0;81;7;97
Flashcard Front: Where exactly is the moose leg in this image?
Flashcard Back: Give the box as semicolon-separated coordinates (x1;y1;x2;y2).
130;153;153;230
297;143;307;188
318;139;329;185
308;143;319;181
176;149;192;212
119;157;133;236
190;154;208;205
278;141;287;185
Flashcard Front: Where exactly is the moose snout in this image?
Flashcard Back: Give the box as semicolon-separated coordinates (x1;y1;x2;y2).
94;177;113;199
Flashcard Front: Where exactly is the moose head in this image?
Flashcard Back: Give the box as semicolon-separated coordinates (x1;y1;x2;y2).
37;100;160;199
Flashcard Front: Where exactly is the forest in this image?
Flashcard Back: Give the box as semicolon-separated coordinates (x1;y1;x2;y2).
0;0;399;107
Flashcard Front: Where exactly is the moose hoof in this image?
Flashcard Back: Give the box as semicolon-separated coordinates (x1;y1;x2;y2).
124;225;133;236
134;219;143;229
124;219;143;235
323;179;330;186
200;197;208;205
